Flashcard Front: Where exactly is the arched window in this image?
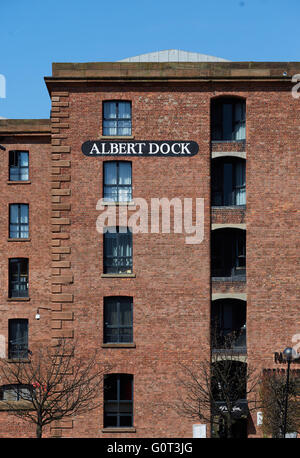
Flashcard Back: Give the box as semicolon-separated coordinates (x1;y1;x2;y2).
211;299;246;352
211;360;247;401
211;228;246;279
211;97;246;141
211;157;246;206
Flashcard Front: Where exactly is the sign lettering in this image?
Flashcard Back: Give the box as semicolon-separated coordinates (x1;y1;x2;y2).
82;141;199;157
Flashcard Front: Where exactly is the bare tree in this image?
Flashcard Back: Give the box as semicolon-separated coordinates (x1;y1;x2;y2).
0;339;112;438
260;369;300;438
172;329;261;438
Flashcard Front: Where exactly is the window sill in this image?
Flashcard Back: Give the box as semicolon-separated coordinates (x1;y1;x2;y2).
0;401;33;411
7;297;30;302
7;180;31;185
101;273;136;278
5;358;31;363
101;201;135;206
99;135;134;140
211;277;246;282
102;343;136;348
211;140;246;144
99;136;135;140
102;427;136;433
212;348;247;355
7;238;31;242
211;206;246;210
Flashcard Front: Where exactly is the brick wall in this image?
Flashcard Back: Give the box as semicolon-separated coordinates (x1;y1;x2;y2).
0;73;299;438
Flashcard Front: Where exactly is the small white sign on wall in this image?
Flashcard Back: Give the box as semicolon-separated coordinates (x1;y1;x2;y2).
193;424;206;438
257;412;263;426
0;335;5;358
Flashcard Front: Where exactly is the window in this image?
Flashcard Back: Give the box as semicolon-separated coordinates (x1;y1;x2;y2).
103;161;132;202
104;374;133;428
9;204;29;238
211;229;246;279
211;361;247;401
0;384;32;401
104;297;133;343
103;101;132;136
211;299;247;352
211;98;246;141
103;227;133;274
9;151;29;181
212;158;246;206
9;258;29;298
8;319;28;359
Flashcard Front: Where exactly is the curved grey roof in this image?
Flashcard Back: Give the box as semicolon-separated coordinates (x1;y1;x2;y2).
118;49;230;63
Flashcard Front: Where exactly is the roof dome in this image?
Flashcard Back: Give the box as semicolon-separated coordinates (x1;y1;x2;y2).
118;49;229;63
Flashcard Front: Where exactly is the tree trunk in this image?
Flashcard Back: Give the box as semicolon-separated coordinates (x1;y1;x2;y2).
36;423;42;438
226;415;233;438
36;409;43;438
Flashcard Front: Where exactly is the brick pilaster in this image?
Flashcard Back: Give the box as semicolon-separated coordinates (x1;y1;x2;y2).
50;91;74;437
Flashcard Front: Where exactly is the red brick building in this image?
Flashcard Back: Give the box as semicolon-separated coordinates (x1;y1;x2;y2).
0;51;299;438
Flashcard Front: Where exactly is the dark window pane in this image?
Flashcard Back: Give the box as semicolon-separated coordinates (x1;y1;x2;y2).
9;205;18;223
222;104;233;140
103;161;132;202
120;415;132;427
104;102;117;119
117;120;131;136
105;300;118;326
211;158;246;207
119;375;132;400
119;328;133;343
104;162;117;185
9;258;29;298
20;152;29;167
104;375;118;400
103;185;118;201
9;151;29;181
103;228;132;274
103;414;117;427
223;163;233;206
104;374;133;428
104;297;133;344
211;230;246;279
9;204;29;238
119;300;132;326
118;186;132;202
9;319;28;359
104;329;119;343
103;102;132;136
118;102;131;119
103;121;117;136
211;99;246;141
118;162;131;185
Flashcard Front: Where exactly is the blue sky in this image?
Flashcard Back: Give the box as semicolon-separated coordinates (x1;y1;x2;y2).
1;0;299;119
